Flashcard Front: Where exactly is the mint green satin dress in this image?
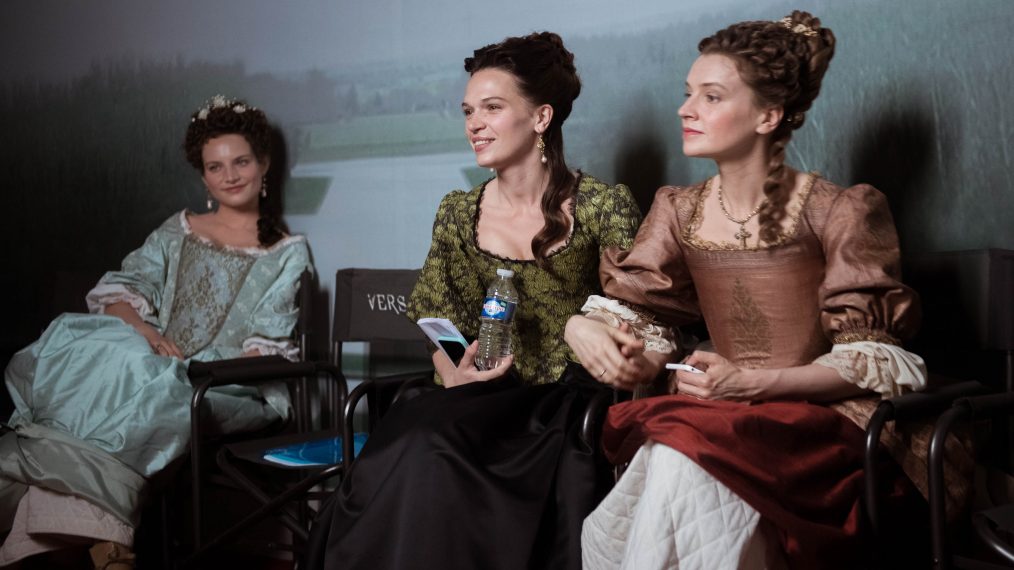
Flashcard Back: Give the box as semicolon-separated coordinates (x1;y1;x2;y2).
0;211;311;531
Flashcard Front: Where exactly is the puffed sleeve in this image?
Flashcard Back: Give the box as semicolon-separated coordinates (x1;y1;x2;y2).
598;188;700;325
814;185;926;396
406;191;474;332
584;187;700;353
592;182;642;253
819;184;920;343
241;239;313;360
85;215;177;319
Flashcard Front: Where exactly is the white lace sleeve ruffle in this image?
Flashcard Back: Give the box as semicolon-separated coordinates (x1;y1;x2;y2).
581;295;676;354
85;283;154;317
813;341;927;398
242;337;300;361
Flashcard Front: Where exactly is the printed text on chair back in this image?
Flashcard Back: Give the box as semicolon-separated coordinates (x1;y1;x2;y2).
333;268;426;343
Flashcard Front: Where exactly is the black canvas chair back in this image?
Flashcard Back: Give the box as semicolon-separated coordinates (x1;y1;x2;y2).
331;268;432;425
332;268;427;363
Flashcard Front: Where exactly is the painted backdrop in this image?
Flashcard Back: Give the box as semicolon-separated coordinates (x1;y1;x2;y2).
2;0;1012;361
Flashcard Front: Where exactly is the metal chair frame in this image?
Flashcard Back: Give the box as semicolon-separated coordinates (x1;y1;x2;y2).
929;391;1014;569
184;358;349;567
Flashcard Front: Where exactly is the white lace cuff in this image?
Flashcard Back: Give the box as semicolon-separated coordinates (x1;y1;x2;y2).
86;283;153;317
242;337;300;361
813;341;927;398
581;295;676;354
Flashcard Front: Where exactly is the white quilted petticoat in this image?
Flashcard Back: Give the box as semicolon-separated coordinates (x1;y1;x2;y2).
582;442;776;570
0;486;133;565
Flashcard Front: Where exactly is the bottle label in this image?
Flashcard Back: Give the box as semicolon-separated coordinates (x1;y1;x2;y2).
481;297;516;322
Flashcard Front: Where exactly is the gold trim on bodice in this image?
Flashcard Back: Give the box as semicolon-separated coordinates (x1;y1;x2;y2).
683;172;819;251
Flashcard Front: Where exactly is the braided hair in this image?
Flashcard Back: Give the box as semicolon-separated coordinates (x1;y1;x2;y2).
465;32;583;266
699;11;836;243
183;96;286;247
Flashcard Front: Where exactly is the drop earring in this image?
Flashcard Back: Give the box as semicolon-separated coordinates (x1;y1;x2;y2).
537;134;547;164
206;192;214;211
260;176;267;198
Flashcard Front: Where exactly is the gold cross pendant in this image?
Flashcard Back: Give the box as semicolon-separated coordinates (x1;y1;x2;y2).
735;226;751;248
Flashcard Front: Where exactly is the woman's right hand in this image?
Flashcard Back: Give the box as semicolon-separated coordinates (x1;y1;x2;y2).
105;301;184;359
432;340;513;388
138;326;185;359
564;315;659;390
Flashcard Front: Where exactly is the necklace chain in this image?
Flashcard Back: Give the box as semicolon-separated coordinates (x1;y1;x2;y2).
717;184;766;247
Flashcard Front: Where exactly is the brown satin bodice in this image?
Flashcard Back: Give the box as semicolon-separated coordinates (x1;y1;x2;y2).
684;235;829;368
600;175;919;370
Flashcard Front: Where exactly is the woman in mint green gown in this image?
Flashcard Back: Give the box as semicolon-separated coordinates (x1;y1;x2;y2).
0;96;311;568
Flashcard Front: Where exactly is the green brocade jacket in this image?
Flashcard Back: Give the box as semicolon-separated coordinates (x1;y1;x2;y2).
407;174;641;384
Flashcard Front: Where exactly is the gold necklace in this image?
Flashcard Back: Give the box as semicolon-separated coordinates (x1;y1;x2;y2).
717;184;766;248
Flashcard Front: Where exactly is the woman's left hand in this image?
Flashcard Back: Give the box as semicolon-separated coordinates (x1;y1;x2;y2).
674;350;759;401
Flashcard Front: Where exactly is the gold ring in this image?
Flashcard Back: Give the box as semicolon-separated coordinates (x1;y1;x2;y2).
598;367;607;378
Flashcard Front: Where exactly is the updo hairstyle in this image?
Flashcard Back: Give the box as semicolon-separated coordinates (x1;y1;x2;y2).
465;32;582;266
183;96;286;247
699;11;836;243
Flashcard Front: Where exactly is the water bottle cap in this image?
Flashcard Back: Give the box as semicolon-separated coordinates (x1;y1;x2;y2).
496;268;515;278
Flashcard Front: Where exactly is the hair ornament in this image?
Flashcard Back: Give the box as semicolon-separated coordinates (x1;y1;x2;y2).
777;17;818;37
192;95;253;122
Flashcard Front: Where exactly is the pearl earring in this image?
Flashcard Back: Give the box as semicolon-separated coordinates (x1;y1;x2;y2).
537;134;547;164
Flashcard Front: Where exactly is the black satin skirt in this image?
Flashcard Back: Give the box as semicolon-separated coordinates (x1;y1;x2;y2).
302;362;612;570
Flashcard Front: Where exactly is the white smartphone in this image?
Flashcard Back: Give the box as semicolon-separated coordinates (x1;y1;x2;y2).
436;336;468;365
417;318;470;365
666;362;705;374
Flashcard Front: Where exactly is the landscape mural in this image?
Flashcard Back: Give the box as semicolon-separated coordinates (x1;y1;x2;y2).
2;0;1012;364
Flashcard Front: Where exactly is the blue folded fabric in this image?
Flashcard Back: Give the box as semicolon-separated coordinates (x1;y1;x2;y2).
262;433;369;467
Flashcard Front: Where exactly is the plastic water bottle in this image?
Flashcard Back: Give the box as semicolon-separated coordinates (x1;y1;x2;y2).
475;268;518;370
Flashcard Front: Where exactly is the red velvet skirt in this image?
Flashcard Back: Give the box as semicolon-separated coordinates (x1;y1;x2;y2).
600;395;928;569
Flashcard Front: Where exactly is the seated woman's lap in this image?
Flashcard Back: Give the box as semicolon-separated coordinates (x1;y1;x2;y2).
6;312;280;476
312;365;612;570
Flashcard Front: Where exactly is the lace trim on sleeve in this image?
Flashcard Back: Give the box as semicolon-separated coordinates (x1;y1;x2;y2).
581;295;676;354
86;283;154;316
242;337;300;361
831;324;900;346
813;341;927;398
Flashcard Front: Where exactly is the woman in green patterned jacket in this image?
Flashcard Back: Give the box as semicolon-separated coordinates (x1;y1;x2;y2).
305;32;641;570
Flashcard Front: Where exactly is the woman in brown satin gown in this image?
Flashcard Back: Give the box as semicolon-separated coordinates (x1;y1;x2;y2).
566;11;931;569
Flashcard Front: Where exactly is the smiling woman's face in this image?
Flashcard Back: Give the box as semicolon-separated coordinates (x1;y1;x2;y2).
461;67;542;170
201;133;269;212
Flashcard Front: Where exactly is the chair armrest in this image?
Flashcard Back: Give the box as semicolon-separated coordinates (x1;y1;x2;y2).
886;381;992;421
580;388;616;451
188;355;290;379
190;359;343;429
928;391;1014;566
391;374;437;406
864;381;991;539
343;379;378;466
189;360;347;449
188;359;347;550
954;391;1014;418
189;359;347;444
188;357;326;389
